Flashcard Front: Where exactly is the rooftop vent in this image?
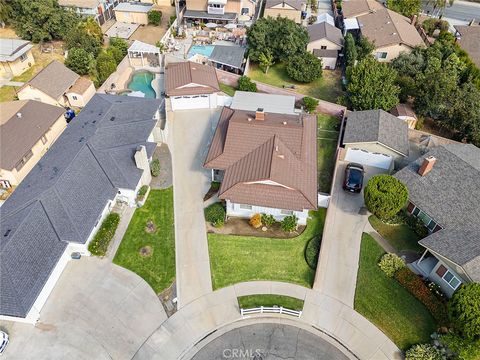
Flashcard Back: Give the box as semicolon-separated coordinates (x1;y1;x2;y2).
247;117;253;121
16;113;22;118
4;229;11;237
418;156;436;177
283;121;287;125
110;116;115;121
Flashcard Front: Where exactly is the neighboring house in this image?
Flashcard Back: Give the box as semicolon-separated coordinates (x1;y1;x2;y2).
230;91;297;114
454;24;480;68
204;106;318;225
58;0;125;25
307;21;343;69
342;109;409;171
0;94;161;324
0;100;66;187
390;103;417;129
183;0;257;23
164;61;221;111
264;0;306;24
17;61;95;108
0;39;34;78
341;0;383;20
113;2;153;25
395;144;480;297
208;45;246;74
315;12;335;25
355;8;425;62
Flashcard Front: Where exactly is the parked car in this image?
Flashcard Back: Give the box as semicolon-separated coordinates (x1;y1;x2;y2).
343;163;364;193
0;331;9;355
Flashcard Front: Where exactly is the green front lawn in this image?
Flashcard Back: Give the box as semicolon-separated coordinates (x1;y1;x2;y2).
208;209;326;289
355;233;437;350
369;215;423;253
317;114;339;193
113;188;175;294
238;295;304;311
248;63;343;103
0;86;18;102
219;83;236;96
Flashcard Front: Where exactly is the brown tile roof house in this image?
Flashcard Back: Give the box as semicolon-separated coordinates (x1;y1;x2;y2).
341;0;384;18
204;108;318;211
164;61;220;96
357;8;424;48
454;25;480;68
307;22;343;47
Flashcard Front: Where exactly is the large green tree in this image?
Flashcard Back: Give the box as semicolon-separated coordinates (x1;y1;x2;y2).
65;47;94;75
448;283;480;340
0;0;12;24
286;51;322;83
386;0;421;17
96;50;117;86
364;175;409;221
356;35;375;61
346;57;400;110
65;17;103;56
247;16;309;62
10;0;79;42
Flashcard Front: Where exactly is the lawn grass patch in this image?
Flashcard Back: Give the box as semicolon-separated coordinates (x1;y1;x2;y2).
317;115;338;193
208;209;326;289
0;86;18;102
219;83;236;96
113;188;175;294
238;295;304;311
369;215;423;253
248;63;343;103
355;233;437;350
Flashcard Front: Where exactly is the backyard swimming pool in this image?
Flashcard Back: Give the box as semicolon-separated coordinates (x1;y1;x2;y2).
127;71;156;98
187;45;215;58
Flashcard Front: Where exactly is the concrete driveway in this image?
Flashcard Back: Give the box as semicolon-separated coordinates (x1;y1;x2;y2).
0;258;167;360
314;161;386;307
168;108;223;308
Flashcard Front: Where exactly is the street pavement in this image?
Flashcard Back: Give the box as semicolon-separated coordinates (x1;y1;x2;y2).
168;107;222;308
421;0;480;24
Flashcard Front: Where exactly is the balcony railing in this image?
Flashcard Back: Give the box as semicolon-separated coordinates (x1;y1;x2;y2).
207;5;225;14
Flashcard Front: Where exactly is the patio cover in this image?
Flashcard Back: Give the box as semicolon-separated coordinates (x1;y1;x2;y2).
128;40;160;54
209;45;246;69
344;18;359;30
183;10;237;20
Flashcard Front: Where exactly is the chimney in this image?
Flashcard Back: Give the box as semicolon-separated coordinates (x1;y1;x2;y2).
418;156;436;177
255;108;265;121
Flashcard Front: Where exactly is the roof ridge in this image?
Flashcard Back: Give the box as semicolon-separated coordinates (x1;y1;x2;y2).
442;144;480;173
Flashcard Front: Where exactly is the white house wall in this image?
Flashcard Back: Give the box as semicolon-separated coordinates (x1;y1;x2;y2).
226;200;309;225
170;94;217;111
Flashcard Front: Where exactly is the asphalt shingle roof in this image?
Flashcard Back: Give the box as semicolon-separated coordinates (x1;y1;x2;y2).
0;94;160;318
343;109;409;156
307;22;343;47
209;45;246;69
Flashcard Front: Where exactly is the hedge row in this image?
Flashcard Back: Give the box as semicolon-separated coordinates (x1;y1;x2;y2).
88;213;121;256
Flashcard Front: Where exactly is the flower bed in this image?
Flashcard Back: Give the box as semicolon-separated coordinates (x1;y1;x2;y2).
88;213;121;256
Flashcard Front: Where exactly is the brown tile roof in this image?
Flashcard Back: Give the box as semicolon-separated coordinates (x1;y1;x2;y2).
165;61;220;96
68;76;94;95
23;60;79;100
342;0;383;18
307;22;343;47
0;100;65;170
204;107;318;211
358;8;425;48
454;25;480;68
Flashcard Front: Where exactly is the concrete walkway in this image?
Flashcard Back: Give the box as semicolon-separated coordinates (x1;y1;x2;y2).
364;221;397;254
168;108;222;308
108;205;136;261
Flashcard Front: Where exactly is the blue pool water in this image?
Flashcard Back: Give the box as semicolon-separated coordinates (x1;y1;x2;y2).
188;45;215;58
127;71;156;98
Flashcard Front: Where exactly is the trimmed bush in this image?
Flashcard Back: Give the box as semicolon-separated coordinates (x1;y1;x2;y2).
405;214;429;238
440;333;480;360
109;37;128;58
305;236;321;269
65;47;94;75
302;96;319;113
148;10;162;26
205;202;225;225
137;185;149;201
88;213;121;256
249;213;262;228
448;283;480;339
286;51;322;83
364;175;409;221
150;159;161;177
261;213;275;227
281;215;298;232
405;344;442;360
395;267;448;325
378;253;405;277
237;75;257;92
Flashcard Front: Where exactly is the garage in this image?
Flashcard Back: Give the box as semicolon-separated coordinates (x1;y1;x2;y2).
171;94;212;111
345;148;393;170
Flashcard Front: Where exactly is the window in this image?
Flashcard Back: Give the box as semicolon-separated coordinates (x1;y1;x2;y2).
417;211;432;226
427;220;437;231
20;53;28;61
14;150;33;171
280;209;293;215
41;135;48;145
443;270;461;290
241;7;249;14
376;52;388;59
239;204;252;210
320;46;327;49
72;95;78;100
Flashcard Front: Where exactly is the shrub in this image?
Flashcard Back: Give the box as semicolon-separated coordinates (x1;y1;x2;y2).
204;202;225;225
448;283;480;339
65;47;94;75
237;76;257;92
106;45;123;64
281;215;298;232
286;51;322;83
302;96;319;113
422;18;449;36
249;213;262;228
137;185;149;200
148;10;162;25
405;344;442;360
440;333;480;360
211;181;221;190
308;15;317;25
305;236;321;269
88;213;120;256
168;15;176;28
261;213;275;227
364;175;409;221
96;50;117;85
212;218;224;228
150;159;161;177
405;214;429;238
395;267;449;325
378;253;405;277
109;37;128;58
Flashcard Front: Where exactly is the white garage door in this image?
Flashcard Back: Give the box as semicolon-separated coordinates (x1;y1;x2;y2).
345;148;393;170
171;95;210;110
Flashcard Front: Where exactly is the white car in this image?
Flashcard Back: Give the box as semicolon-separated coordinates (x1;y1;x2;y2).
0;331;8;355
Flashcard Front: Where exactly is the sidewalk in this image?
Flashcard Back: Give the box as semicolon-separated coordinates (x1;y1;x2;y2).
107;205;136;261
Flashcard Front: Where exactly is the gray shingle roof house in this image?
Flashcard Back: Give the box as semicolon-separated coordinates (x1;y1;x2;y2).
395;144;480;296
0;94;161;322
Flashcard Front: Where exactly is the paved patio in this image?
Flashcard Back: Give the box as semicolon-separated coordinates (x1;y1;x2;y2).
150;144;172;189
